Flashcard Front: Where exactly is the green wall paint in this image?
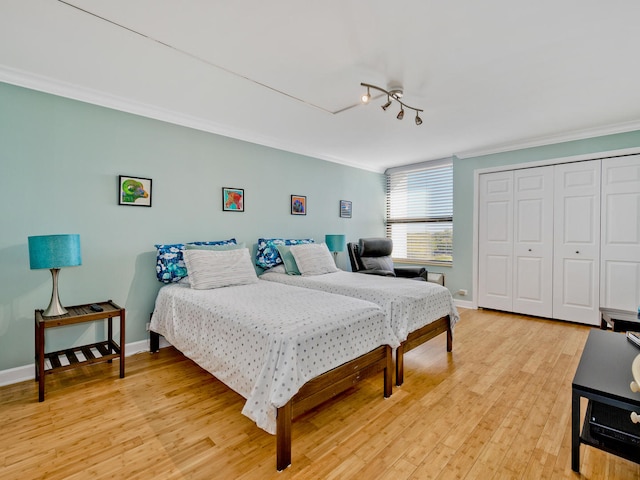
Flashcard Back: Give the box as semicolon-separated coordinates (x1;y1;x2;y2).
3;79;640;375
0;82;385;371
449;130;640;301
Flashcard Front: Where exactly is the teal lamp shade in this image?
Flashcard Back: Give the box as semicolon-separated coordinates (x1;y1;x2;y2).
325;234;346;253
28;234;81;316
325;234;346;266
29;234;82;269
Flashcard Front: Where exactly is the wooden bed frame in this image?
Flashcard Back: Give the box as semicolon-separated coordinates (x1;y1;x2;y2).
150;331;392;471
395;314;452;386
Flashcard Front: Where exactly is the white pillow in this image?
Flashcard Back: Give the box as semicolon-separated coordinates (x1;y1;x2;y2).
289;243;339;276
183;248;258;289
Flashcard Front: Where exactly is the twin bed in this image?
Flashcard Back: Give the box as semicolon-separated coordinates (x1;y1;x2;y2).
261;267;458;385
149;238;459;470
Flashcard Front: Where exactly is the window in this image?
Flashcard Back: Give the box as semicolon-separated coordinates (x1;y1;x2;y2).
385;158;453;265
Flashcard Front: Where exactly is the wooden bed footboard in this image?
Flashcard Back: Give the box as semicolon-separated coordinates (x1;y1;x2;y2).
395;315;451;386
276;344;392;471
149;331;392;472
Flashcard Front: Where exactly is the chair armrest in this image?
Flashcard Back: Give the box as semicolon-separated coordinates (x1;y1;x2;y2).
394;266;427;281
358;269;397;277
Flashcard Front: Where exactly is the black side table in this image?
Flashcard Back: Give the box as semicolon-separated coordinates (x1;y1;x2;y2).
572;329;640;472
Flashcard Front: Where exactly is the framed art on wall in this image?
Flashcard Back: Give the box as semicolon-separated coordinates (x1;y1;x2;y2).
291;195;306;215
340;200;352;218
222;187;244;212
119;175;152;207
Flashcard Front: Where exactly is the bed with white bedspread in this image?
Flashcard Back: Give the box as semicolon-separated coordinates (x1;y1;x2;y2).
260;268;459;384
150;280;397;469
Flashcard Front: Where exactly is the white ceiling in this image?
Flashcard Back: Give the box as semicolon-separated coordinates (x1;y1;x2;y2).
2;0;640;172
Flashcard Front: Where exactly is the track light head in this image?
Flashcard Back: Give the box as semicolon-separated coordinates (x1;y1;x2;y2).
415;112;423;125
397;108;404;120
361;87;371;104
381;96;392;111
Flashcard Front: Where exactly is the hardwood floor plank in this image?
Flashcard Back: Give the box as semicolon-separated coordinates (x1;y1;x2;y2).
2;308;640;479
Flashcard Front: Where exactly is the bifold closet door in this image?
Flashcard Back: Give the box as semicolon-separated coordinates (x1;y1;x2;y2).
512;167;554;318
478;171;513;311
601;155;640;311
552;161;601;325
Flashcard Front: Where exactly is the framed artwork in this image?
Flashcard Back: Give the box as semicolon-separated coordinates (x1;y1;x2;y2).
291;195;306;215
340;200;352;218
119;175;152;207
222;187;244;212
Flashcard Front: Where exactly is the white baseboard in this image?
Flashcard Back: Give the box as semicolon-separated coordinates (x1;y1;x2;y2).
454;299;475;310
0;337;172;387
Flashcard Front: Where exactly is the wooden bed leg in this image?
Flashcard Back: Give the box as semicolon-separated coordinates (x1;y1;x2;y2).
396;343;405;386
384;345;393;397
150;331;160;353
446;315;453;352
276;402;292;471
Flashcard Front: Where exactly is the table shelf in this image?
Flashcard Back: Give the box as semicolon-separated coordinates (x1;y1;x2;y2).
43;340;122;374
580;400;640;465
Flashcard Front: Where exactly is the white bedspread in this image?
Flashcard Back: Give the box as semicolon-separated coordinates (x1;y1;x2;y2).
150;281;397;434
260;270;460;343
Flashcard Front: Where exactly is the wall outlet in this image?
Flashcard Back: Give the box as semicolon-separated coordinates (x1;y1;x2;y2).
146;322;150;331
456;289;468;296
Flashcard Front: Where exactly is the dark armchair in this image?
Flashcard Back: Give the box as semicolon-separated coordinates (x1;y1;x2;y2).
347;237;428;281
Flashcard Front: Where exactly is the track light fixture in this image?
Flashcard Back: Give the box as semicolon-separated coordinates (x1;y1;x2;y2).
360;82;423;125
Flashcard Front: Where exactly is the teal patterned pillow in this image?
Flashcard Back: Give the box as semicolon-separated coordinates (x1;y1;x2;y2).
155;239;237;283
255;238;314;269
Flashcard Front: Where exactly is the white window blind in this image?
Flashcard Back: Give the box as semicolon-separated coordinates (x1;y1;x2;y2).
385;158;453;265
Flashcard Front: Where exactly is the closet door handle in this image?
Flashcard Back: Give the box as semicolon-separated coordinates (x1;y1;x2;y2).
576;250;580;254
528;249;532;252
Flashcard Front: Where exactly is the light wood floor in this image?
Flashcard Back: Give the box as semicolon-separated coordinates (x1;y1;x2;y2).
2;308;639;479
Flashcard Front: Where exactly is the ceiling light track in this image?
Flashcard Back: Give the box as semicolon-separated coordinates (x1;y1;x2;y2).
57;0;345;116
360;82;423;125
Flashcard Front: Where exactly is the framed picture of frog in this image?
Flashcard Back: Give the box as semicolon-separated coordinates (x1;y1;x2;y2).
119;175;152;207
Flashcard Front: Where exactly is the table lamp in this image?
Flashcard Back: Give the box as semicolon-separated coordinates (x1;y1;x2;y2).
325;234;346;264
28;234;82;317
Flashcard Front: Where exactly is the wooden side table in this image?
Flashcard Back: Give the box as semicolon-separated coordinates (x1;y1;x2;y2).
34;300;125;401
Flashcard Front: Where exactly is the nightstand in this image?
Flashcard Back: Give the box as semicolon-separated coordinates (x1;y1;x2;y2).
34;300;125;401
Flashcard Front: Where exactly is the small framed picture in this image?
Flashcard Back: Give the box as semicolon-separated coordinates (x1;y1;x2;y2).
119;175;152;207
340;200;352;218
222;187;244;212
291;195;306;215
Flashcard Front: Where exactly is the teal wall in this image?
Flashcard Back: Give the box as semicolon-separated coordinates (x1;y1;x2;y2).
3;79;640;375
0;82;386;372
448;130;640;301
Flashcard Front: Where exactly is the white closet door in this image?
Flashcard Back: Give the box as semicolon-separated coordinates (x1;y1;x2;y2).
553;161;601;324
512;167;554;317
601;155;640;310
478;171;513;311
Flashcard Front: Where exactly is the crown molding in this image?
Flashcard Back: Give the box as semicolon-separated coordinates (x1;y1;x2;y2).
0;65;383;173
455;119;640;159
